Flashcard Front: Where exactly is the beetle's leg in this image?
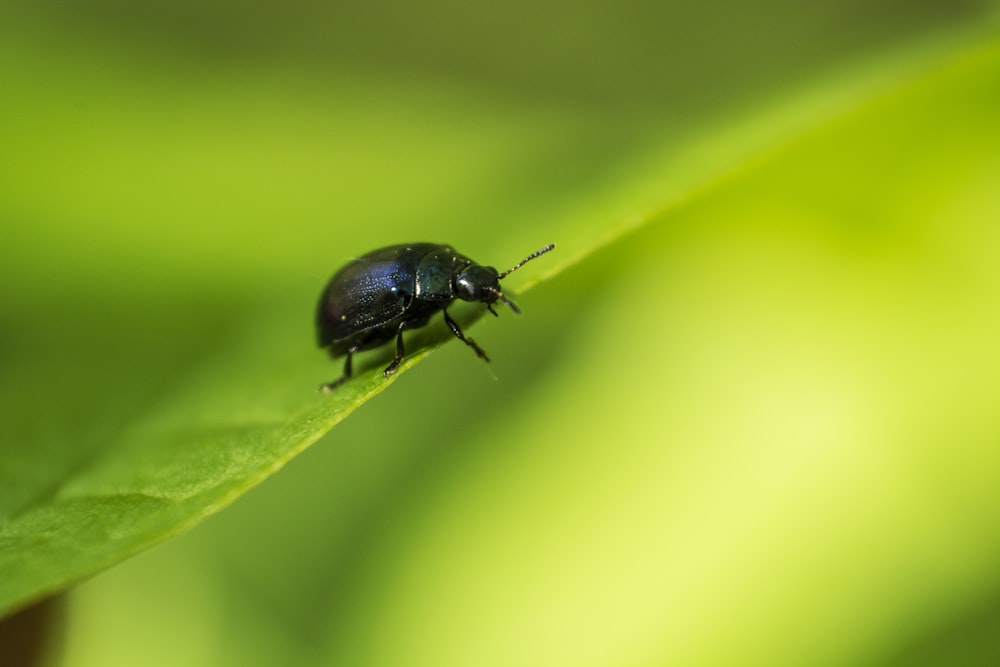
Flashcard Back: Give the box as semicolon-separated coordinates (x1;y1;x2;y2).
443;309;490;363
382;321;408;376
319;348;355;392
343;349;354;380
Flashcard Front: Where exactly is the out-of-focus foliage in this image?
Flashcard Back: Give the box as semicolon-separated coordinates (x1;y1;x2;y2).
1;0;999;665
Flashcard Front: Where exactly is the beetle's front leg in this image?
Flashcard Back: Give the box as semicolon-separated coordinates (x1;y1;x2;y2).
443;310;490;363
382;321;408;376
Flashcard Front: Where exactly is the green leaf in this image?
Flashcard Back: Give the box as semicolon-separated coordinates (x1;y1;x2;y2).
2;3;1000;666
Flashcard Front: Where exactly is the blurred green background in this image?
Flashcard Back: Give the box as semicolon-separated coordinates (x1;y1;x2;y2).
2;0;1000;665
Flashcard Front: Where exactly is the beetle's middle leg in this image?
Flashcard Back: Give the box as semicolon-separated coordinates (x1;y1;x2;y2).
444;310;490;363
382;321;408;376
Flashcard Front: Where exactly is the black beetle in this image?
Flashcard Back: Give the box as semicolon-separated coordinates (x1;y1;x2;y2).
316;242;555;391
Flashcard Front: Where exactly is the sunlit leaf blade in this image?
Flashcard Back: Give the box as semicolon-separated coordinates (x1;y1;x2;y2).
1;7;998;639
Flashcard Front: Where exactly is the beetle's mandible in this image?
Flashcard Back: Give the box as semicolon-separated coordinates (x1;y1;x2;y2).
316;242;555;391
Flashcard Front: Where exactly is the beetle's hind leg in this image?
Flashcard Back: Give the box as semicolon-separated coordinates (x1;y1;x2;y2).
382;321;408;377
319;347;355;392
443;310;490;363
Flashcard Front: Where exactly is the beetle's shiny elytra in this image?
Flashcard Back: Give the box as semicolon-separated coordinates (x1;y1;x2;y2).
316;242;555;391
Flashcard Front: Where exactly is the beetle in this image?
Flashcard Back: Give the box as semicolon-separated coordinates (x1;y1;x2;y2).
316;242;555;391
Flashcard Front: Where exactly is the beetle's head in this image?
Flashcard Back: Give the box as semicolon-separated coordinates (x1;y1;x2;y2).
453;243;555;317
454;265;521;316
454;265;505;306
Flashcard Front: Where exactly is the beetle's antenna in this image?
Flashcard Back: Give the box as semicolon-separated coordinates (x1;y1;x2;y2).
485;287;522;314
498;243;555;280
497;292;521;315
